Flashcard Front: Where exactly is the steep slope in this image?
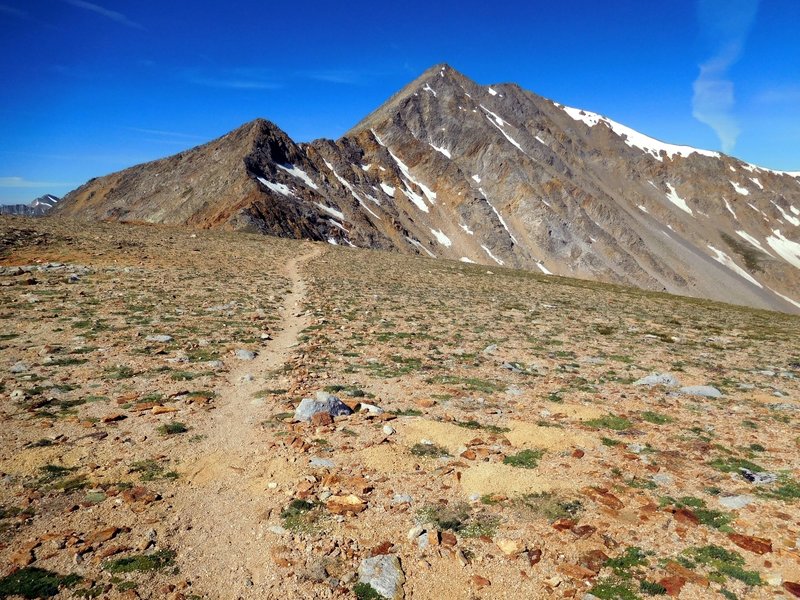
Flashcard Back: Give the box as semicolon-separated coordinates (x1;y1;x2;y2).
53;64;800;313
0;194;60;216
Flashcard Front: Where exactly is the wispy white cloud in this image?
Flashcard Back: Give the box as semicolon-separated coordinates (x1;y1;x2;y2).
126;127;204;140
184;68;282;90
299;69;363;85
0;177;77;188
62;0;144;30
692;0;759;153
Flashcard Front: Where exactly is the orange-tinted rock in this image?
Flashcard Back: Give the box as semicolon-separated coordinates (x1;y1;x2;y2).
728;533;772;555
659;575;686;597
325;494;366;515
665;561;709;587
85;526;120;545
552;518;577;531
783;582;800;598
471;575;490;589
557;563;596;580
310;411;333;426
441;531;457;548
673;507;700;526
527;548;543;566
579;549;609;573
583;487;624;510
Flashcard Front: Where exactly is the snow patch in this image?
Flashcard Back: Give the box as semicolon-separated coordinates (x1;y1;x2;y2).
736;230;772;256
429;143;451;158
323;160;382;221
257;177;295;197
460;223;474;235
730;181;750;196
488;87;498;96
561;105;720;161
315;202;345;221
328;219;347;232
459;257;476;263
423;83;437;97
707;245;762;288
387;149;436;207
665;183;693;215
479;105;525;153
750;177;763;190
637;205;648;214
472;174;481;183
723;198;737;219
773;202;800;227
430;228;452;247
379;182;395;197
771;289;800;310
481;245;504;266
767;230;800;269
480;187;517;244
276;164;318;190
536;262;552;275
406;236;436;258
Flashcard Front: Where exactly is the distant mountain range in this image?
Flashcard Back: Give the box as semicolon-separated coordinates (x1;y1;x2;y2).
51;64;800;313
1;194;60;217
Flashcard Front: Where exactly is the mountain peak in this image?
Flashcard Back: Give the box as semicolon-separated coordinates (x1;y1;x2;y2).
52;65;800;314
345;63;473;136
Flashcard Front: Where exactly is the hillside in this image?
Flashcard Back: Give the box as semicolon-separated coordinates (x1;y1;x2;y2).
1;216;800;599
52;64;800;314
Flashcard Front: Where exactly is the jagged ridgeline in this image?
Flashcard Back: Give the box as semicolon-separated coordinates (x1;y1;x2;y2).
53;64;800;313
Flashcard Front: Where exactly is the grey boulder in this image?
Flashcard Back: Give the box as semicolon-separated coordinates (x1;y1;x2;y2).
294;392;353;422
633;373;680;387
358;554;405;600
679;385;722;398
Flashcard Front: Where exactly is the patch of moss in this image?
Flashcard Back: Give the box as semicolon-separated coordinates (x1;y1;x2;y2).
353;582;382;600
410;443;450;458
640;411;673;425
157;422;188;435
0;567;81;598
102;550;176;574
503;449;544;469
707;457;764;473
586;415;632;431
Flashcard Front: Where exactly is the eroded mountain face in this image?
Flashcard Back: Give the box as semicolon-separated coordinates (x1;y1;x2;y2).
54;64;800;312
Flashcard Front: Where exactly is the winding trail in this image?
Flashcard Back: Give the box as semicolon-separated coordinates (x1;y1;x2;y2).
172;244;323;599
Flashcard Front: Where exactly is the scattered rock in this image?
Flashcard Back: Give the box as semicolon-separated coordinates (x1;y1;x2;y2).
471;575;491;589
678;385;722;398
728;533;772;554
740;468;778;485
294;392;353;422
718;495;754;509
309;457;335;469
145;335;173;343
234;349;256;360
496;538;525;556
633;373;679;386
9;361;28;374
326;494;366;515
784;582;800;598
358;554;405;600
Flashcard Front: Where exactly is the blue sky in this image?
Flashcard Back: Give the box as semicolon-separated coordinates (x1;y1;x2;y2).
1;0;798;204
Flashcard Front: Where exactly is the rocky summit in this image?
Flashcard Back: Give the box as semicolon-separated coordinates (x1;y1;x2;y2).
0;195;60;217
53;64;800;313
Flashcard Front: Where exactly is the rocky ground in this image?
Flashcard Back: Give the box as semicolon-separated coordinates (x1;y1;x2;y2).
1;216;799;599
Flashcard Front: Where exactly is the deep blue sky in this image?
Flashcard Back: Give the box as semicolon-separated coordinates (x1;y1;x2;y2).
1;0;798;203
